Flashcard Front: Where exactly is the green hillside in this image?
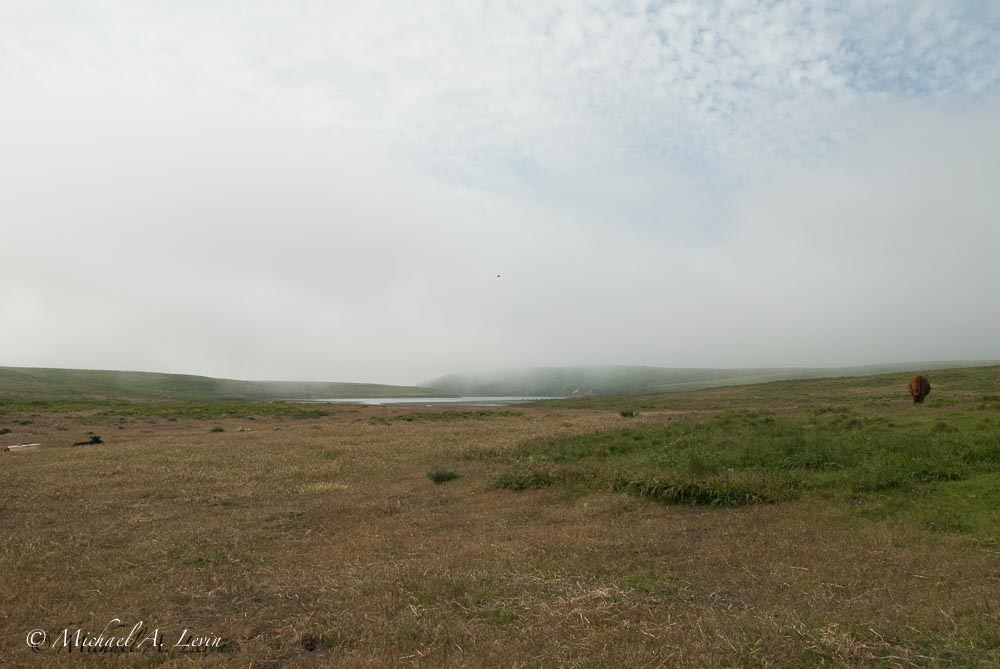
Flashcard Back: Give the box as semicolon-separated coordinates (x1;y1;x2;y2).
0;366;441;404
528;363;1000;411
426;361;1000;397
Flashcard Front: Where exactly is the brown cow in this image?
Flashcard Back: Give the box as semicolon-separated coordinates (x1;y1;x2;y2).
908;375;931;404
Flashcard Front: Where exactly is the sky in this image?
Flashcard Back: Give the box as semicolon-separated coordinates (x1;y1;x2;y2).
2;1;999;385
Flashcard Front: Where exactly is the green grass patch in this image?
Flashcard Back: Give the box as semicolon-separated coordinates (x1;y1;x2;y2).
492;408;1000;529
111;401;334;421
854;472;1000;537
471;608;519;625
427;469;460;484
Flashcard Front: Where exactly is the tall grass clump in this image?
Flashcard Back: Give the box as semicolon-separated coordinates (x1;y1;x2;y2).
611;476;770;507
490;471;557;490
427;469;460;484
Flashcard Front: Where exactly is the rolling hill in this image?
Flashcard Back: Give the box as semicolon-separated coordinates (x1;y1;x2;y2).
5;361;998;406
424;361;1000;397
0;366;441;403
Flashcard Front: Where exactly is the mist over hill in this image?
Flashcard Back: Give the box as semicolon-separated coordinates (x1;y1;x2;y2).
425;361;1000;397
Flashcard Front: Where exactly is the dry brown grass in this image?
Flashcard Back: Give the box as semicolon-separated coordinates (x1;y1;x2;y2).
2;403;998;667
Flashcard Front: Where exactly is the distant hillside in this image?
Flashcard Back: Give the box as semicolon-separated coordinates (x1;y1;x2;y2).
0;366;441;403
425;361;1000;397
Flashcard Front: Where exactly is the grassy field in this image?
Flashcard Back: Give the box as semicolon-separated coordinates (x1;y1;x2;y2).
1;366;998;667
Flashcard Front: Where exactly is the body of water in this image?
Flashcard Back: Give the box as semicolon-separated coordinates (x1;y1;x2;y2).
295;396;560;407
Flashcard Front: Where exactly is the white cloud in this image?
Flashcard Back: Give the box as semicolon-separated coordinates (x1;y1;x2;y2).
5;1;996;182
0;2;998;383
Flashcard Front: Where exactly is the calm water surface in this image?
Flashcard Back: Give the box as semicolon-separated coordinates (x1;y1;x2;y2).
296;396;560;407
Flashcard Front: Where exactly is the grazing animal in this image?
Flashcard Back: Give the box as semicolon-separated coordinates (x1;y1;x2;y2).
908;375;931;404
72;435;103;446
